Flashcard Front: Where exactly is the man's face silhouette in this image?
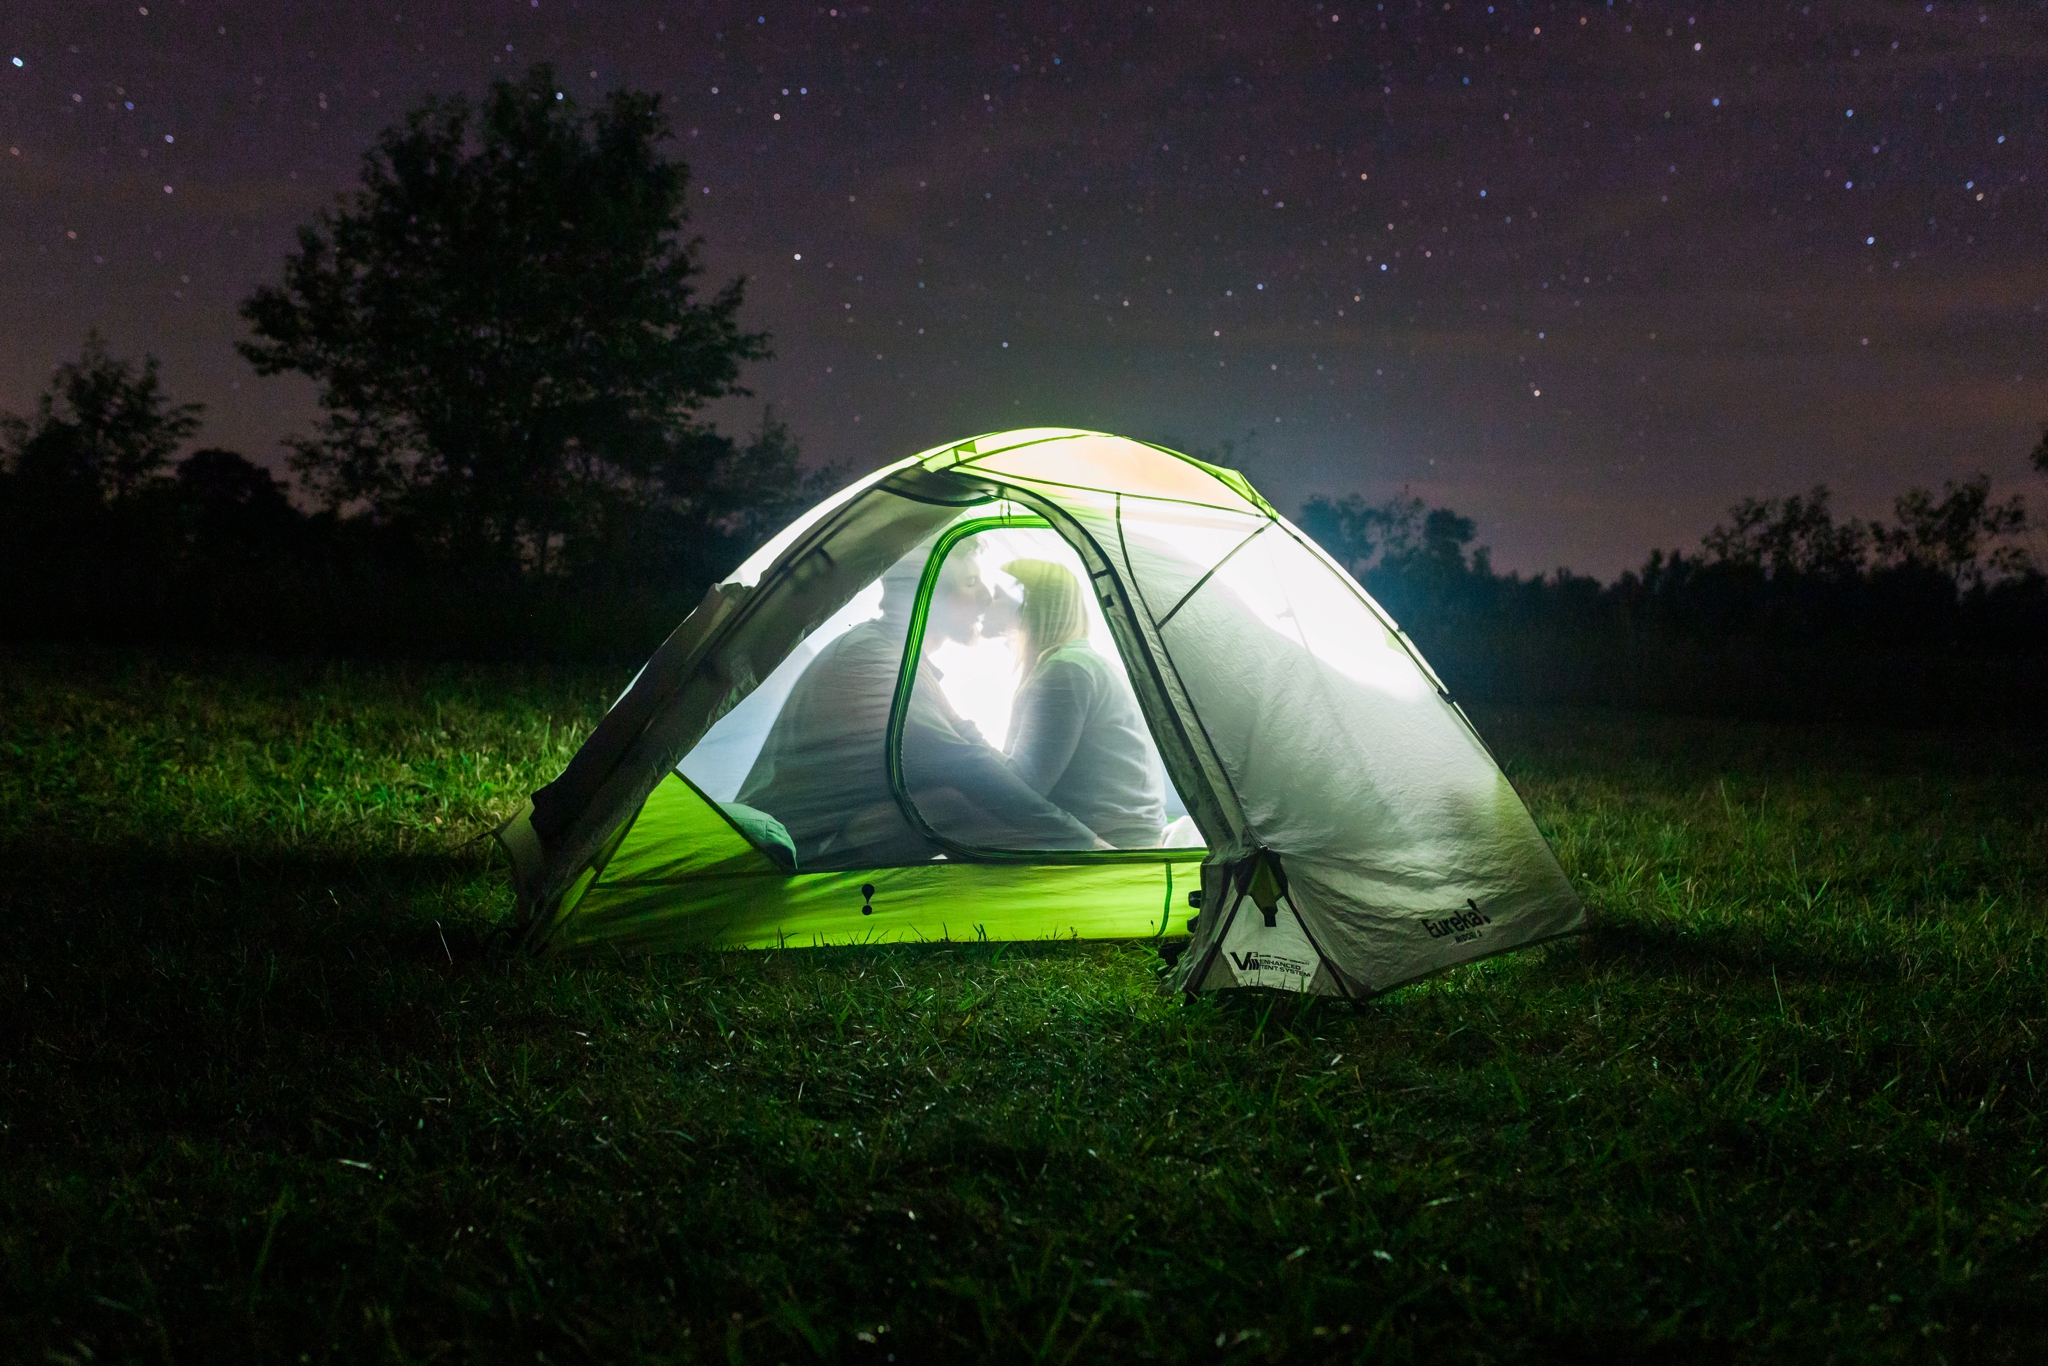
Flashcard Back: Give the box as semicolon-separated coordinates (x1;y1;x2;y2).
927;556;991;644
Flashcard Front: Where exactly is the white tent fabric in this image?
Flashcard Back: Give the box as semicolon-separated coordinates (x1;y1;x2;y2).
1149;513;1581;993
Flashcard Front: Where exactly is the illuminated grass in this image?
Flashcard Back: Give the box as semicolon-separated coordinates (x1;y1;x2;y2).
3;646;2045;1362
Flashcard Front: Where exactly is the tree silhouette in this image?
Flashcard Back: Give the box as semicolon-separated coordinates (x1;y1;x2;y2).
239;64;771;579
0;331;203;505
1872;475;2028;589
1701;485;1868;579
1298;489;1486;581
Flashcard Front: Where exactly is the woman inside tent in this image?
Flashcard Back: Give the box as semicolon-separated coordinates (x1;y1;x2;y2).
998;559;1167;848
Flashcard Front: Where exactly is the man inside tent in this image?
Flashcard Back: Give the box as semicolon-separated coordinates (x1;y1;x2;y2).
735;549;1107;867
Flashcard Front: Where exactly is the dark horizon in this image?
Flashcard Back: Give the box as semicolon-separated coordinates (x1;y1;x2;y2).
3;0;2044;578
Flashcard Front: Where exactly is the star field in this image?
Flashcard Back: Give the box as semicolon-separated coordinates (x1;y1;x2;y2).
2;0;2043;575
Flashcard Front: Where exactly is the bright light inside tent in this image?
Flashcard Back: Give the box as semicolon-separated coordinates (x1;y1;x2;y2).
926;632;1021;745
1110;494;1437;710
924;527;1119;747
1204;530;1431;700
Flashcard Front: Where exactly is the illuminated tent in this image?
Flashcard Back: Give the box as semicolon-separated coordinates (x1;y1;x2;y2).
497;428;1584;997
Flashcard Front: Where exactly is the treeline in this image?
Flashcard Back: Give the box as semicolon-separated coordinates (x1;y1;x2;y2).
3;66;829;660
0;336;814;659
4;326;2043;720
1301;458;2048;723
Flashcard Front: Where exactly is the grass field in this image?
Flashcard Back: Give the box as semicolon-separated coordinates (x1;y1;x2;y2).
4;646;2046;1363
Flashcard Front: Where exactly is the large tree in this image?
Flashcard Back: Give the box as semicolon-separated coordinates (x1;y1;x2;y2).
239;65;773;577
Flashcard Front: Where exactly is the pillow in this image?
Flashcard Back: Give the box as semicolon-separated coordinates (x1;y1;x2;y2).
718;801;798;871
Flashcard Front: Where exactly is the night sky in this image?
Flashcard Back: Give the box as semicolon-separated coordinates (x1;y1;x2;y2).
3;1;2043;576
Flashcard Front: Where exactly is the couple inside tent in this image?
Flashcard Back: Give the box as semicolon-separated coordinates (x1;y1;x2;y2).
685;525;1198;870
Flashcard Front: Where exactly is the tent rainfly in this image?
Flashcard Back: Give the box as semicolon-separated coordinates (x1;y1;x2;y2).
497;428;1584;997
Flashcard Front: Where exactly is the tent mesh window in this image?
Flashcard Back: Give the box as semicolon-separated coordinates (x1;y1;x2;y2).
901;524;1196;853
675;511;1202;873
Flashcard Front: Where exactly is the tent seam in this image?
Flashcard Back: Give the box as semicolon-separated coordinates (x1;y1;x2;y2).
1155;522;1271;632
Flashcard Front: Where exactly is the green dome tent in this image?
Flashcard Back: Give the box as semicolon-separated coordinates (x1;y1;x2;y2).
497;428;1584;997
